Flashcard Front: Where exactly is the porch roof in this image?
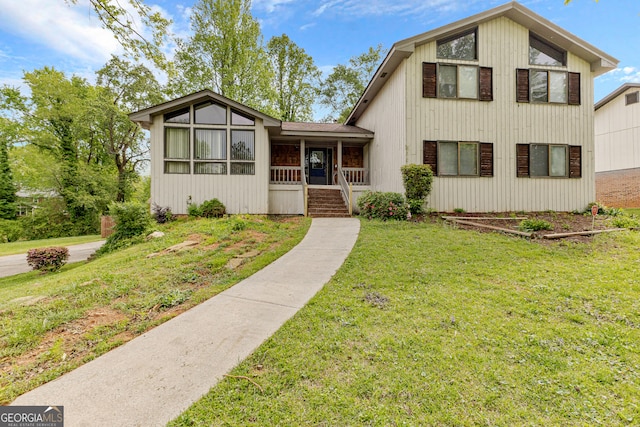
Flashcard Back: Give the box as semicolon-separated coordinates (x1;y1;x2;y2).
275;122;374;139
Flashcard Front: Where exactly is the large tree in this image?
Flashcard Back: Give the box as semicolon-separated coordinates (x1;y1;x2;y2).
319;45;385;123
170;0;274;112
95;56;164;202
267;34;321;122
65;0;172;72
0;138;16;220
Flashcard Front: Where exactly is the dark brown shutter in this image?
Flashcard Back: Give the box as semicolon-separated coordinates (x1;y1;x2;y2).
569;145;581;178
516;69;529;103
568;72;581;105
479;67;493;101
479;143;493;177
516;144;530;177
422;63;437;98
423;141;438;175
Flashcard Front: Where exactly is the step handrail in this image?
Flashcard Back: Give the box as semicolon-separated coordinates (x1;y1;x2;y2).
337;166;352;216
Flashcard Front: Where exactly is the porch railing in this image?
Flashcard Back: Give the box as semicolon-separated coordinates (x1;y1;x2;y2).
337;166;353;216
342;168;369;185
270;166;301;184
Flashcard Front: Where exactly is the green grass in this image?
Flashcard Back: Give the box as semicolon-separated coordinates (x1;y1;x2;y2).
0;216;310;404
624;208;640;216
0;235;103;256
170;220;640;426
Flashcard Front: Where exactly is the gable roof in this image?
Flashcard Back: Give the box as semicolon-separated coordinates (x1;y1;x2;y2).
129;89;281;129
595;83;640;111
346;1;619;125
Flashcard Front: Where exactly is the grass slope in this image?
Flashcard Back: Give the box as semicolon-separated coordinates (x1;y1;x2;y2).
0;216;310;404
171;220;640;426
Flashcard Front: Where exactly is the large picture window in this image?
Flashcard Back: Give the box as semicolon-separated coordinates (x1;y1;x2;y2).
423;140;493;177
437;28;477;60
194;129;226;175
164;127;190;174
230;130;255;175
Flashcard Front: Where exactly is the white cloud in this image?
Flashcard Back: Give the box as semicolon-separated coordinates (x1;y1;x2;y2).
0;0;123;65
311;0;476;18
599;66;640;84
254;0;296;13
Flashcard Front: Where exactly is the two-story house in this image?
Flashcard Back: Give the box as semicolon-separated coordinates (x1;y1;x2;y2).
130;1;617;215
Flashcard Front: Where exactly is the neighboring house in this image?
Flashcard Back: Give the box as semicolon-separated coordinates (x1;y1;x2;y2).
594;83;640;208
130;1;617;215
16;190;56;216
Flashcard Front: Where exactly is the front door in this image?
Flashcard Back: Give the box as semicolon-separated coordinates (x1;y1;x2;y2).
308;148;328;185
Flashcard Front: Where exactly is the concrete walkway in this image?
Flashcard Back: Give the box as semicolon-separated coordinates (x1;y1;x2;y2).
0;240;105;278
13;218;360;427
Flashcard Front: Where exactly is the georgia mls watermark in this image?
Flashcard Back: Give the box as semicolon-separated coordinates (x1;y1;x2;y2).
0;406;63;427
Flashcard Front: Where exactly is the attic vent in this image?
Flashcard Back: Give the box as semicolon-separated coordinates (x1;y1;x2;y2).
626;91;639;106
380;72;388;78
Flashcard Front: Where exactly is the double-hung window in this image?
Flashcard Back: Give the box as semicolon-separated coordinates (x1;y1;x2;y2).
517;143;582;178
423;141;494;177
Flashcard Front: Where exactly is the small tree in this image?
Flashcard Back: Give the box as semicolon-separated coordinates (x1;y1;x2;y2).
401;164;434;214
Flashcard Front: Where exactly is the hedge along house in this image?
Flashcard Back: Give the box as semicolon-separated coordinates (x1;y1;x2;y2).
594;83;640;208
130;1;617;215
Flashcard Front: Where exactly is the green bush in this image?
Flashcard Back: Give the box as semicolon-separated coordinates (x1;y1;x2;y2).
518;218;552;232
152;203;173;224
0;219;23;242
200;199;226;218
357;191;408;221
401;164;433;214
187;198;226;218
26;247;69;273
97;202;151;255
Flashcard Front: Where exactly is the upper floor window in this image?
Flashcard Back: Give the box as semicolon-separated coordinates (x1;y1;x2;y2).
437;28;477;61
195;101;226;125
529;34;566;66
516;69;580;105
231;110;255;125
423;62;493;101
164;108;190;124
626;91;639;106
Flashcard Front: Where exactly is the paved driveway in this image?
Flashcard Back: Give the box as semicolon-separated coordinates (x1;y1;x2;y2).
0;240;105;278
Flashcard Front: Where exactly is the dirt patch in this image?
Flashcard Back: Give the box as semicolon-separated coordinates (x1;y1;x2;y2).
431;212;619;244
0;308;128;379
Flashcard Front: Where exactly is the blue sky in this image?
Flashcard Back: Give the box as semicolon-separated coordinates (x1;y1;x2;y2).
0;0;638;119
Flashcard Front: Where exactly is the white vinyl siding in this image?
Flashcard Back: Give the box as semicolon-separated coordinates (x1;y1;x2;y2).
402;16;594;212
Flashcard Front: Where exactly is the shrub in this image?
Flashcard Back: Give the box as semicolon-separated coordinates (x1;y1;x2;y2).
187;198;226;218
97;202;151;255
357;191;408;221
401;164;433;214
518;218;552;232
152;203;173;224
0;219;23;242
26;247;69;273
586;202;624;216
200;199;226;218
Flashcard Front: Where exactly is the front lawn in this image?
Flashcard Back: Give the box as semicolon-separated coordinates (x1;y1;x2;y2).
171;219;640;426
0;235;103;257
0;216;310;404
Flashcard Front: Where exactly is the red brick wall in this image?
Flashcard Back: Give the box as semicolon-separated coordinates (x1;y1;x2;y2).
596;168;640;208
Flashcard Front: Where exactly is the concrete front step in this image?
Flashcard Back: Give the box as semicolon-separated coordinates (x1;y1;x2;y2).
308;189;350;218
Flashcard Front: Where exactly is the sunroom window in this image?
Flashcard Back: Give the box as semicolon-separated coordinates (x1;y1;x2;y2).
437;28;477;61
230;130;255;175
194;101;226;125
164;127;190;174
164;108;190;124
194;129;227;174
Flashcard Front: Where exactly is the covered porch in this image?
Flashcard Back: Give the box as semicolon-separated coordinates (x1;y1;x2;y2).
268;122;373;215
